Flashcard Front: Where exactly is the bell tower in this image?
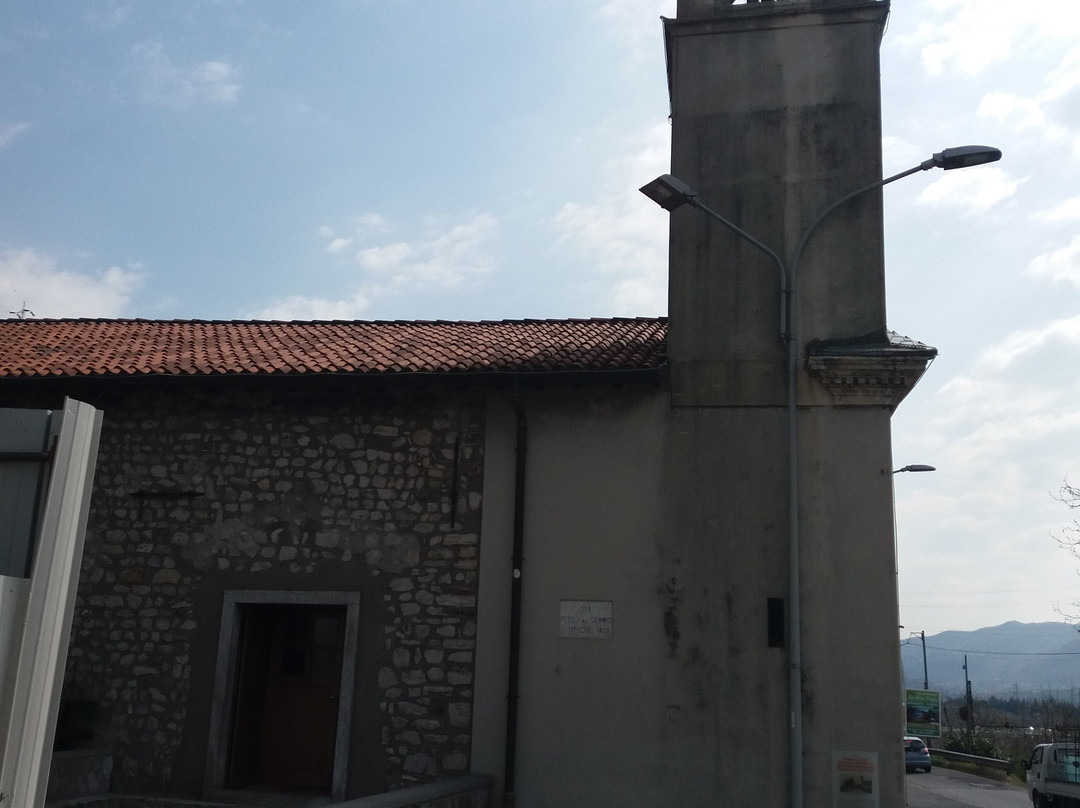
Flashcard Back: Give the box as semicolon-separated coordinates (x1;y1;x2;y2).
665;0;892;407
657;2;912;806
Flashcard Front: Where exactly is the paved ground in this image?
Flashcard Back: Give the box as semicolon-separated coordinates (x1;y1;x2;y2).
906;767;1030;808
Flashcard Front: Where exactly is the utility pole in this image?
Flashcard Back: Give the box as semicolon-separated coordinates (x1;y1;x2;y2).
920;630;928;690
963;655;975;753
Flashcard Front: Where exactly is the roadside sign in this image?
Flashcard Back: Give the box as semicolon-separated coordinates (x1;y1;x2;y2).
905;689;941;738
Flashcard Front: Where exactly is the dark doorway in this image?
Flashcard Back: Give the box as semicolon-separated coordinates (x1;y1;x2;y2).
226;604;346;792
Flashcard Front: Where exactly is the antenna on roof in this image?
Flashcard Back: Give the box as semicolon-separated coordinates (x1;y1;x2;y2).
9;301;34;319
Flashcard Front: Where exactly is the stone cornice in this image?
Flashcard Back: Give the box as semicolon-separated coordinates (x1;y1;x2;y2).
805;352;935;409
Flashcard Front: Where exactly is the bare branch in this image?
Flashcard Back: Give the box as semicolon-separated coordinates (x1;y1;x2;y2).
1052;479;1080;627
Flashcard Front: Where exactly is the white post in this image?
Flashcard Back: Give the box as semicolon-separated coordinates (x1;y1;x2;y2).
0;398;103;808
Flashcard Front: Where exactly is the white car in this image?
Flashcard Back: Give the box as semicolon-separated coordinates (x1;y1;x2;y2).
905;736;932;773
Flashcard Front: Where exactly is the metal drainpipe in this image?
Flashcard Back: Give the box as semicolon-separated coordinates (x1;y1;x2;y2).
503;398;527;807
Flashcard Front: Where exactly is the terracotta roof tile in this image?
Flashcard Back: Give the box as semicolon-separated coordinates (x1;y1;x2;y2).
0;318;667;380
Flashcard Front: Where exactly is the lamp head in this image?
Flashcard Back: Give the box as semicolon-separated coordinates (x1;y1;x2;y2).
639;174;699;211
924;145;1002;171
893;464;936;474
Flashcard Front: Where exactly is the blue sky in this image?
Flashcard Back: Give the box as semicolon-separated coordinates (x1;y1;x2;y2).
3;0;1080;634
1;1;672;320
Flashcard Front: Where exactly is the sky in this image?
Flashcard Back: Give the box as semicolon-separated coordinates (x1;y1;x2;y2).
2;1;1079;636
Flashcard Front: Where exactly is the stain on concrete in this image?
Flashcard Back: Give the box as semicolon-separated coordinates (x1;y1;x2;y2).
659;577;684;658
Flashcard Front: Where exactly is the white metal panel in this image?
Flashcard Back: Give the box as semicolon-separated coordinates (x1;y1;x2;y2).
0;576;30;739
0;398;103;808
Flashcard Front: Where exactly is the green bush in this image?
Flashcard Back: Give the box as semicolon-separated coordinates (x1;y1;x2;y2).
941;728;1003;759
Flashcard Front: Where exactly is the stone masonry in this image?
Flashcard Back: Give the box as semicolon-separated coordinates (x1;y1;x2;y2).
52;382;486;797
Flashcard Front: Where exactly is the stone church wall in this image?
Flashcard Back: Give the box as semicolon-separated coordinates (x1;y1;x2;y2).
36;382;486;797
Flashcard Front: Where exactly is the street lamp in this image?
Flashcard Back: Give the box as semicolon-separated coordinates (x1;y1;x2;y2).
640;144;1000;808
893;464;936;474
640;174;791;335
639;145;1002;340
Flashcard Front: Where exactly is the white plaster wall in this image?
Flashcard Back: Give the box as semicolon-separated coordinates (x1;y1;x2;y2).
473;387;904;807
473;386;670;807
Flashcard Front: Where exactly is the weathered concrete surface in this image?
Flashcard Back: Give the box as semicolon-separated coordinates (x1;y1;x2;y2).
473;2;906;807
664;1;905;806
667;1;891;407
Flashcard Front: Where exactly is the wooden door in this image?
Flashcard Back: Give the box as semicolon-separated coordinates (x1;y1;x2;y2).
227;604;346;791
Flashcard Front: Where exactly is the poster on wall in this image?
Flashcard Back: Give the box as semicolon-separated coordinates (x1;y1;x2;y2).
905;689;942;738
559;600;613;639
832;751;879;808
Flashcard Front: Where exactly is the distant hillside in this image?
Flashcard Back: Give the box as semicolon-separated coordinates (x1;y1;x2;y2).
900;621;1080;699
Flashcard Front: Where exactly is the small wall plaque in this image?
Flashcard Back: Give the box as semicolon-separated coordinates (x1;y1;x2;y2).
559;600;613;639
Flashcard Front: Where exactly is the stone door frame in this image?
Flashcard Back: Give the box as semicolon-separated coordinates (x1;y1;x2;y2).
204;589;361;802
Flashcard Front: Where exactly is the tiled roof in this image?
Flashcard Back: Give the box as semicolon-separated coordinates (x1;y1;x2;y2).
0;318;667;381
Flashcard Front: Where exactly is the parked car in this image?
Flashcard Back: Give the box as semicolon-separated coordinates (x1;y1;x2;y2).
905;736;932;773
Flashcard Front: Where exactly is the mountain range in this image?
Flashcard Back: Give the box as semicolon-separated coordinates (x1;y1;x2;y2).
900;621;1080;699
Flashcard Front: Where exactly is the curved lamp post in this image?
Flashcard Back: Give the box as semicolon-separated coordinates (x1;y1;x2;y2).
640;145;1000;808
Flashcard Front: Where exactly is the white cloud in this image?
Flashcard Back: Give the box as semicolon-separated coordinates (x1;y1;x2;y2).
1044;47;1080;103
974;313;1080;374
0;248;142;318
353;213;389;231
190;61;239;102
596;0;676;60
891;4;1080;625
910;18;1013;78
318;215;391;256
896;1;1080;165
354;214;497;294
250;293;370;322
915;166;1023;217
1028;236;1080;287
1034;197;1080;224
919;313;1080;451
978;92;1054;136
555;196;667;313
0;121;30;148
131;42;241;107
356;242;411;272
84;1;131;29
901;0;1080;77
553;122;671;314
261;213;499;320
978;48;1080;150
882;136;924;172
894;313;1080;612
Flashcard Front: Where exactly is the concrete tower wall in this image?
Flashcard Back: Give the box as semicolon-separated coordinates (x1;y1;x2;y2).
667;1;890;405
662;1;905;806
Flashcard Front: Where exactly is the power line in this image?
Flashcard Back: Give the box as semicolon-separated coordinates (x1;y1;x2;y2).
901;601;1068;609
899;641;1080;657
903;586;1080;596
